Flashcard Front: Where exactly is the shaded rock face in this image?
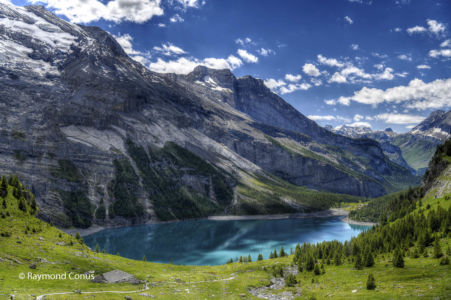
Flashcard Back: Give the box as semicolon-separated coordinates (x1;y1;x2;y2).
0;3;418;228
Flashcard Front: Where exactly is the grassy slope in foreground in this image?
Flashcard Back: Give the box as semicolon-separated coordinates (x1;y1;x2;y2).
0;176;450;299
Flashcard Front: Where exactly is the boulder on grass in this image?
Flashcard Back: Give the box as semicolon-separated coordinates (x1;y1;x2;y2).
92;270;140;284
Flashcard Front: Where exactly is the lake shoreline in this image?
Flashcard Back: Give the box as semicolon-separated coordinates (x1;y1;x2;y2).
62;208;374;237
342;216;377;226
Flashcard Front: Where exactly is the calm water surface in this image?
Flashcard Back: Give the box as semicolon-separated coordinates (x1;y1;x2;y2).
84;216;370;265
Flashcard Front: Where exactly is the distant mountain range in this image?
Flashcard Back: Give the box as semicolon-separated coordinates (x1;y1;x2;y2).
0;3;421;228
329;110;451;175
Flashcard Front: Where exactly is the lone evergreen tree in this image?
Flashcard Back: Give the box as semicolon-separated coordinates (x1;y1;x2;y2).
364;249;374;267
314;264;321;275
257;254;263;261
306;254;315;271
393;248;404;268
142;255;147;261
280;246;286;257
366;273;376;290
248;254;252;262
95;244;100;253
354;254;363;270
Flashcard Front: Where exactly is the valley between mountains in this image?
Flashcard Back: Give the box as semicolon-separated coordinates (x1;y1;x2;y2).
0;2;451;299
1;2;444;230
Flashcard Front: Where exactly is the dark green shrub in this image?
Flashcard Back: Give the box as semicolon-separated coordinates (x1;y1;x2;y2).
285;274;297;287
366;273;376;290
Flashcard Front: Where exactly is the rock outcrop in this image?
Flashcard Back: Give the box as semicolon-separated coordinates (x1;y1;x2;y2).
92;270;140;284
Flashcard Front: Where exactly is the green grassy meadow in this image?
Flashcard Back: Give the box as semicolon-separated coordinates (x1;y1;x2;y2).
0;178;450;299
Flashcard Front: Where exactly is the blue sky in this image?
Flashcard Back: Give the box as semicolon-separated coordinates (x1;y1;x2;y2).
11;0;451;132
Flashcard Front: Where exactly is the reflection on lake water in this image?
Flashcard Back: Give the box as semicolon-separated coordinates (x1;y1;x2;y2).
84;216;370;265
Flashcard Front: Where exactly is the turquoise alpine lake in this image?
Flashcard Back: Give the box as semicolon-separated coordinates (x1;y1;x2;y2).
84;216;370;266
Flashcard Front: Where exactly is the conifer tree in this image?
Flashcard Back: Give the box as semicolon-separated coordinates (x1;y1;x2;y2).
18;197;26;212
366;273;376;290
280;246;286;257
0;176;7;198
433;239;443;258
285;274;297;287
354;254;363;270
248;254;252;262
314;264;321;275
364;248;374;267
306;254;315;271
393;248;404;268
257;254;263;261
334;252;341;266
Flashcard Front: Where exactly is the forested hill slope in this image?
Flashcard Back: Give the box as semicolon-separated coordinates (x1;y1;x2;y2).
349;138;451;223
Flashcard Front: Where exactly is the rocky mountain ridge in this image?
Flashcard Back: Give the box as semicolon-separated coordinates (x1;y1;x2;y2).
0;2;418;228
328;110;451;175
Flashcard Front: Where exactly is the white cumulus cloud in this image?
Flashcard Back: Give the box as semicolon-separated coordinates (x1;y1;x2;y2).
329;72;347;83
170;14;184;23
280;83;311;94
317;54;344;68
235;37;252;46
153;42;186;56
407;25;427;35
257;48;275;56
327;78;451;110
353;114;364;121
284;74;302;82
27;0;164;24
344;16;353;24
148;55;242;74
346;121;372;128
264;78;286;89
398;54;412;61
441;39;451;48
175;0;204;9
429;49;451;58
302;63;321;77
113;33;150;65
407;19;446;37
427;19;446;36
374;113;425;124
237;49;258;63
